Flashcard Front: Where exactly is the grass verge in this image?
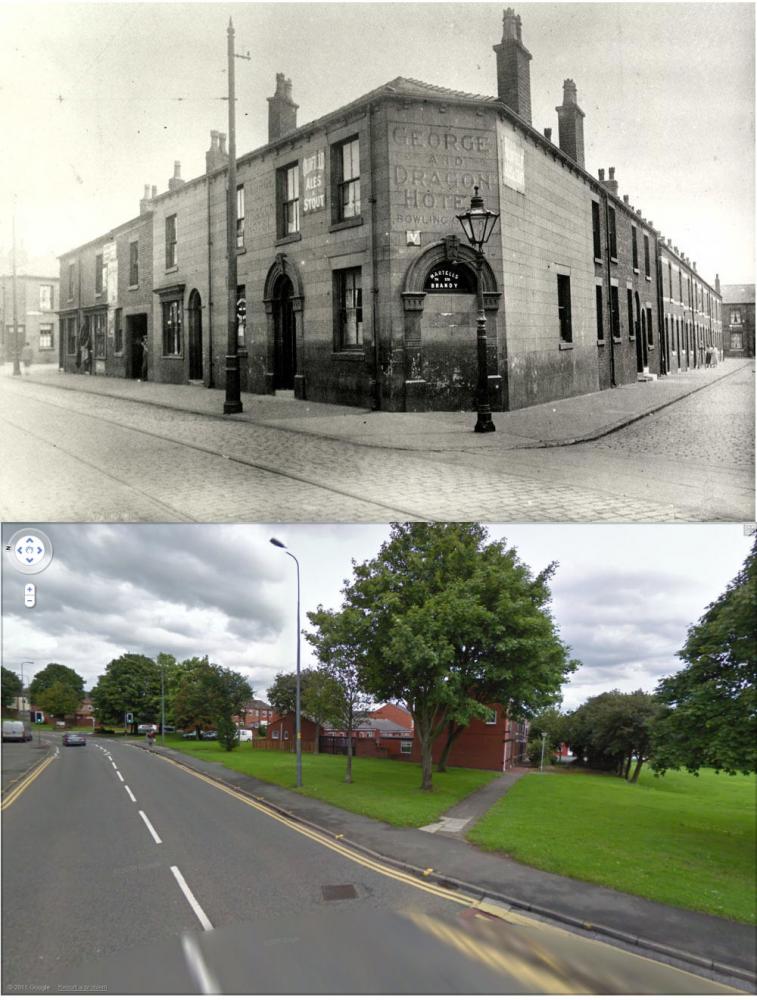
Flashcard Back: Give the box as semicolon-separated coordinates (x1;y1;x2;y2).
467;766;756;924
160;737;496;827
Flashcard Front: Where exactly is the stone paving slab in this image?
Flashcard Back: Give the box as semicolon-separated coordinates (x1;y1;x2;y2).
5;359;751;454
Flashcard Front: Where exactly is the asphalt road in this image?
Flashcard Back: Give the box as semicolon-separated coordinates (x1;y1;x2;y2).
1;368;752;521
1;736;740;994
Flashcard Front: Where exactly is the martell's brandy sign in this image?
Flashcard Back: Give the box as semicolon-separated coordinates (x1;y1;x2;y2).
424;263;475;293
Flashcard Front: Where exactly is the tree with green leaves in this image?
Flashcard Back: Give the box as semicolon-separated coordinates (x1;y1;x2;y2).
1;667;22;711
37;681;81;721
526;705;567;765
267;669;313;717
172;657;252;748
28;663;84;708
306;608;373;782
90;653;161;732
317;523;576;791
651;538;757;776
565;690;661;781
301;668;343;755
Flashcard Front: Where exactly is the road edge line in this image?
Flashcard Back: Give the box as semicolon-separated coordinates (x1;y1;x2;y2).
147;746;757;990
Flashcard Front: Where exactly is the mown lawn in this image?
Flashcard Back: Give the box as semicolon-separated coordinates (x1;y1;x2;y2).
467;766;756;924
160;737;496;828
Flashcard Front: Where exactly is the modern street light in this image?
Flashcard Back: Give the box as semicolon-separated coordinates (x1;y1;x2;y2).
456;186;500;433
20;661;34;718
270;537;302;788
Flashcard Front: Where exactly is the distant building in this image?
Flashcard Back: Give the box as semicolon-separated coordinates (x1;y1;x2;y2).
235;699;274;729
368;703;414;729
721;284;755;358
410;703;528;771
0;272;59;366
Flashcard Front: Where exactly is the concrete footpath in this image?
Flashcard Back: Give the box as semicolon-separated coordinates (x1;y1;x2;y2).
5;358;752;454
137;741;756;987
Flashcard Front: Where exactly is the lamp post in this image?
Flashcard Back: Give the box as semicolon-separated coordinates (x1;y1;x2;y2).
270;537;302;787
20;661;34;718
456;186;500;433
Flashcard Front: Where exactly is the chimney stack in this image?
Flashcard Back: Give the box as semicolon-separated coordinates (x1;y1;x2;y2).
605;166;619;195
139;184;154;215
493;8;533;124
715;273;721;294
205;129;229;174
555;78;585;167
544;127;552;141
267;73;298;142
168;160;185;192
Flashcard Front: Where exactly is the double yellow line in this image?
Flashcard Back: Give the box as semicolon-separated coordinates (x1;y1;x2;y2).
158;753;481;909
1;753;55;811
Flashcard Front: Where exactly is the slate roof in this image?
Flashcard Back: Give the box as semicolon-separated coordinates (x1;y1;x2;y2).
720;284;755;304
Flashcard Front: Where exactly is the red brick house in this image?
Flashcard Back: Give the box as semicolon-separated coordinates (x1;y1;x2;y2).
235;699;274;730
321;717;414;760
410;704;529;771
368;703;414;729
267;712;319;743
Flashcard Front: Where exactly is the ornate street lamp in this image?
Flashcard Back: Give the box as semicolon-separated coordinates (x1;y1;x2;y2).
456;187;500;433
270;537;302;788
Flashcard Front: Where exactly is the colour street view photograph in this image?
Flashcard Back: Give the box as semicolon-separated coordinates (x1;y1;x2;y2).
0;2;754;522
2;521;755;994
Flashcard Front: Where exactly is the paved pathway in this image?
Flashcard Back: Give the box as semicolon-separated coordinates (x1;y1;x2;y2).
1;360;752;522
420;767;528;837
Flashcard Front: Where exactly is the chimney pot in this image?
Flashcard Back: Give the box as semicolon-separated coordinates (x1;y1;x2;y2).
219;133;227;154
173;161;181;178
598;168;605;181
609;166;615;180
623;194;629;204
544;127;552;140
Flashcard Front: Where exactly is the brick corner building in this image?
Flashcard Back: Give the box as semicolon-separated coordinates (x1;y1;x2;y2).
57;9;723;412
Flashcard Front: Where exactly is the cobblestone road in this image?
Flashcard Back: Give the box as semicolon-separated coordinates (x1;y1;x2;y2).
0;369;752;523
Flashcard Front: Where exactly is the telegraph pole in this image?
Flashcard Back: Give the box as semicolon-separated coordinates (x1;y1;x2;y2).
11;196;20;376
223;18;249;415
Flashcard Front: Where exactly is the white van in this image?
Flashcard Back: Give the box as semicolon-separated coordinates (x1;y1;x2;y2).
2;720;32;742
237;728;253;742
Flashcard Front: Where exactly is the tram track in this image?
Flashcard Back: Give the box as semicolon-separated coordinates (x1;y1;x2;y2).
0;384;425;521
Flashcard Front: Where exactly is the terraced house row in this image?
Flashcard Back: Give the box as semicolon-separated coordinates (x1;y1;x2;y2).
57;9;723;413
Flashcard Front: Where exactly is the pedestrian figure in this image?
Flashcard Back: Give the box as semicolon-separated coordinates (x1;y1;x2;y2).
75;342;82;372
705;345;712;368
140;334;148;381
20;341;32;375
147;729;155;750
710;345;718;366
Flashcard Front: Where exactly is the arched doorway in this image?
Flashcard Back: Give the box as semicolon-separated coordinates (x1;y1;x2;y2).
273;274;296;390
634;292;646;372
401;238;502;411
188;289;203;381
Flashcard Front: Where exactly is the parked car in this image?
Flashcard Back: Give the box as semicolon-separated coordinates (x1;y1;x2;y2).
2;720;32;742
182;730;198;739
137;724;158;734
63;732;87;746
237;728;253;742
200;730;218;740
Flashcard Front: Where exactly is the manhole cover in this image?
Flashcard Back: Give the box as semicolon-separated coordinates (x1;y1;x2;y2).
321;884;357;901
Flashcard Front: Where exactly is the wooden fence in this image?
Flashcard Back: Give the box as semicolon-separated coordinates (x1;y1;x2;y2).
249;738;316;753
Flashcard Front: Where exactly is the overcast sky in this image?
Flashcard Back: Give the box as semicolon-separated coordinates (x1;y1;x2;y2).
2;522;752;712
0;2;753;283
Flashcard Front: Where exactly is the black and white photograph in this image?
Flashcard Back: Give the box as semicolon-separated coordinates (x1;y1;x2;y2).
1;3;756;998
0;2;753;522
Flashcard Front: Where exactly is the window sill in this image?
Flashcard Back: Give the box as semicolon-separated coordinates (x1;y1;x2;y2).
610;257;618;265
161;354;184;360
276;232;302;246
612;336;622;344
165;265;179;274
633;267;639;274
597;339;605;346
128;284;139;291
558;341;573;351
236;246;246;255
645;275;651;282
330;216;364;233
332;349;365;359
594;257;603;264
